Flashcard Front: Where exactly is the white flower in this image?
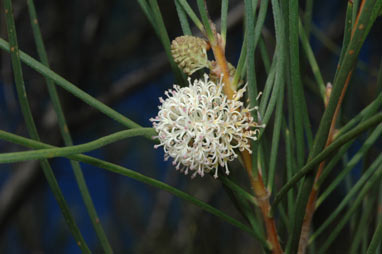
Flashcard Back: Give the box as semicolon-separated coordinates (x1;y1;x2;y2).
150;74;263;178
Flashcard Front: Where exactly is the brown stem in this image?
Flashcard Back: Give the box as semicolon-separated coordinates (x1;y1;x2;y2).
209;32;283;253
297;1;368;250
298;71;353;254
350;0;366;38
210;40;234;99
242;151;283;254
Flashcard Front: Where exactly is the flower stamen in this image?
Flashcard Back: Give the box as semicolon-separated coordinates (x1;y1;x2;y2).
151;74;264;178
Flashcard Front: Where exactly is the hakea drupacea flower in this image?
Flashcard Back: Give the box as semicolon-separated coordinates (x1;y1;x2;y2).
150;74;264;178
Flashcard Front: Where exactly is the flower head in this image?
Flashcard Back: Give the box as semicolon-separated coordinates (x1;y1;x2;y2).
171;35;210;75
150;75;263;178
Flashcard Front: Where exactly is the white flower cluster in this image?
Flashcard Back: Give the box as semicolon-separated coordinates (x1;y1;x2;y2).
150;75;263;178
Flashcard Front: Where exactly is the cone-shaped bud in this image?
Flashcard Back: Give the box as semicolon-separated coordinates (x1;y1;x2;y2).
171;35;210;75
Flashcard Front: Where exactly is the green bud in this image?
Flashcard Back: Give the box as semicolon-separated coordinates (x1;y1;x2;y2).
171;35;210;75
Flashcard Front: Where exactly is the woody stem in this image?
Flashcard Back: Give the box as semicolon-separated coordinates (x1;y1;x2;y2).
210;35;283;254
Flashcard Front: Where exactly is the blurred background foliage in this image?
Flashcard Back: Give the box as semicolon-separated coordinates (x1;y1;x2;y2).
0;0;380;253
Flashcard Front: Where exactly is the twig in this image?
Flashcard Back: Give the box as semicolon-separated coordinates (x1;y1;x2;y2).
242;151;282;253
297;1;366;251
298;71;353;254
207;7;283;253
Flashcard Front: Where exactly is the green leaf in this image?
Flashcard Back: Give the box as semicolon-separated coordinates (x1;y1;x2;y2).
220;0;228;42
196;0;215;42
298;18;325;100
176;0;204;32
266;0;286;192
267;85;284;191
3;0;90;251
259;60;276;116
244;0;258;110
262;0;286;128
258;37;271;73
272;113;382;210
309;155;382;244
0;130;261;243
174;0;192;35
0;128;156;163
350;194;377;253
284;127;296;232
289;1;380;252
316;162;382;253
26;0;113;251
316;124;382;207
232;0;269;89
367;220;382;254
147;0;186;83
220;175;269;249
338;1;354;69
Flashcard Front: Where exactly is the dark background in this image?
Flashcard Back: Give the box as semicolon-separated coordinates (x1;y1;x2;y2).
0;0;381;253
